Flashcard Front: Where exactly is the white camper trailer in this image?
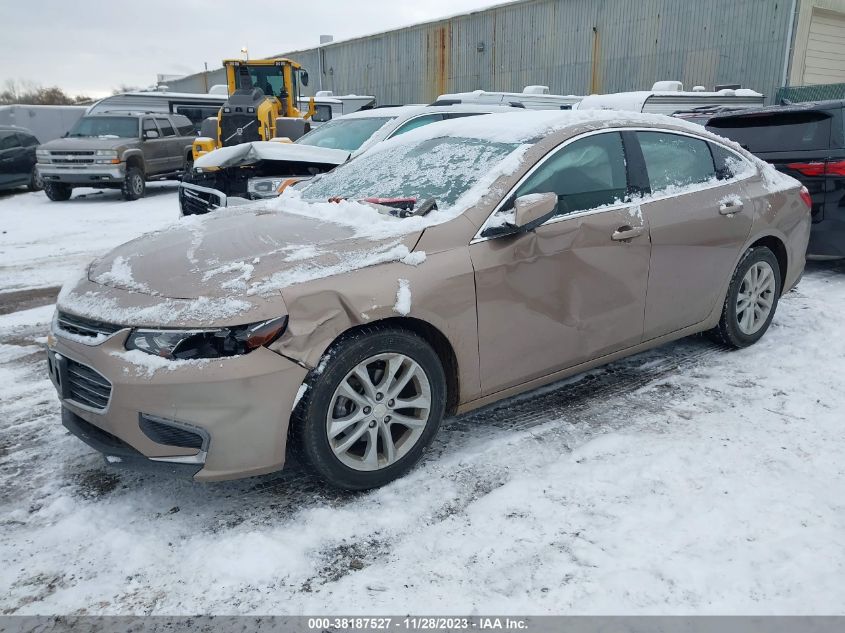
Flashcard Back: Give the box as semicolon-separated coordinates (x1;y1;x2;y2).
576;81;765;115
299;91;377;124
0;104;87;143
434;85;583;110
86;91;227;132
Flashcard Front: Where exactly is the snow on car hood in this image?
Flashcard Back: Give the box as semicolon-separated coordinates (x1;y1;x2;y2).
86;202;422;302
193;141;349;169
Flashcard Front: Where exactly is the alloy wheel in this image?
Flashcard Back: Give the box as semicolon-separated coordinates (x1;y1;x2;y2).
326;352;431;471
736;261;776;335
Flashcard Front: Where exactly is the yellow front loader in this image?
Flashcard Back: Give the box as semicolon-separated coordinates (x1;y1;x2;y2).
193;58;315;159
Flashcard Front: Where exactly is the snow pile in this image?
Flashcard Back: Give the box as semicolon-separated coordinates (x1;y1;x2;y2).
400;251;426;266
393;279;411;315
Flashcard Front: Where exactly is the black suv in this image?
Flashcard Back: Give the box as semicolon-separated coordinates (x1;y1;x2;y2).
0;125;41;192
707;101;845;259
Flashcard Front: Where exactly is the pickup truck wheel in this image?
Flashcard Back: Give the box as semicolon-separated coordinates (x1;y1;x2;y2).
43;182;72;201
28;167;43;192
122;167;145;201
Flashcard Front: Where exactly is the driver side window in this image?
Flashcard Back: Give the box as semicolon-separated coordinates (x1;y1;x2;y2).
514;132;628;216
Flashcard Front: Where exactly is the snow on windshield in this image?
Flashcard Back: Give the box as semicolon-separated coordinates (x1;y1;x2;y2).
300;136;522;208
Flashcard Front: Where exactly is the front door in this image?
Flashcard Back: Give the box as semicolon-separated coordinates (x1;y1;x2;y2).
470;131;652;396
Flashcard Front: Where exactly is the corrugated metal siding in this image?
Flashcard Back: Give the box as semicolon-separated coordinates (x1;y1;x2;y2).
166;0;794;103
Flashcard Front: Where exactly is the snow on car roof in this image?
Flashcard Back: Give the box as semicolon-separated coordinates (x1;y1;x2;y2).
340;103;519;120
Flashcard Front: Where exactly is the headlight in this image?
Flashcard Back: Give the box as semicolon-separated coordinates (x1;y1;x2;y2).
247;176;285;198
124;316;288;360
95;150;118;157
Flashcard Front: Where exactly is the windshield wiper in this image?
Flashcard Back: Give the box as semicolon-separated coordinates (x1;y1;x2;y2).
361;197;437;218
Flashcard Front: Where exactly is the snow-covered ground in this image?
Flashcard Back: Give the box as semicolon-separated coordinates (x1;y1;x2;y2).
1;187;844;615
0;184;179;294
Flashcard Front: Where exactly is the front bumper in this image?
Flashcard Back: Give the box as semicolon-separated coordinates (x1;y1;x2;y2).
47;326;308;481
179;182;228;216
39;163;126;185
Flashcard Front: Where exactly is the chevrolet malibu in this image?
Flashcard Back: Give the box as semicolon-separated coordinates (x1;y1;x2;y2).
47;111;811;490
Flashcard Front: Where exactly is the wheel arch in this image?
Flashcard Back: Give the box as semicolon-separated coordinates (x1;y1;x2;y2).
317;317;461;416
748;234;788;295
124;151;145;174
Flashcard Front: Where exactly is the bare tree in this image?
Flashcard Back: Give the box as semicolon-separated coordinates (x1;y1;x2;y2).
0;79;90;105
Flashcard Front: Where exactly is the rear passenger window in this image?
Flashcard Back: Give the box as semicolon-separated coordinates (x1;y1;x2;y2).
17;133;39;147
637;132;716;193
514;132;628;215
710;143;750;180
171;115;196;136
142;118;158;134
155;118;176;137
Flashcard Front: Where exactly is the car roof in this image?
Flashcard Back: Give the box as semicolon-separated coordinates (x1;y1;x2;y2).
0;124;35;133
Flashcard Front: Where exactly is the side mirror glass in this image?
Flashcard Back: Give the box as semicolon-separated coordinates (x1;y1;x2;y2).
301;70;309;87
144;130;160;139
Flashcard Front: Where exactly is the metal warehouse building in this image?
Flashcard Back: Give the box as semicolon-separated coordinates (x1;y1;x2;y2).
166;0;845;104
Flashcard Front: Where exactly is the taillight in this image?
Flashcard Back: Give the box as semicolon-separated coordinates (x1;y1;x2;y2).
799;186;812;210
786;160;845;177
786;161;826;177
826;160;845;176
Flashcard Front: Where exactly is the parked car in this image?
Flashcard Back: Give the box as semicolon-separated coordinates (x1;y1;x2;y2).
706;101;845;259
37;113;197;201
0;125;41;192
48;111;810;489
179;104;517;215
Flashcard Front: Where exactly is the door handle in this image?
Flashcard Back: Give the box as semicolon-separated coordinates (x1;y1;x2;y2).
719;200;744;215
611;225;645;241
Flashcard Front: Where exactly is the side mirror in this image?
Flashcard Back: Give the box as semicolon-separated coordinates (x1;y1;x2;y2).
144;130;160;139
301;71;309;87
513;192;558;232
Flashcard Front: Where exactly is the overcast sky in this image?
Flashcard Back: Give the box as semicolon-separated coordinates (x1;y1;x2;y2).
0;0;514;98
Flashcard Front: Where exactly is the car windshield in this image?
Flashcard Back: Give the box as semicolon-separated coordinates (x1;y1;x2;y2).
295;116;394;152
300;135;521;209
68;116;138;139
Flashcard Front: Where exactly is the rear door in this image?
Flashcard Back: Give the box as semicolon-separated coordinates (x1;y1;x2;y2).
154;117;181;171
633;130;754;339
470;131;652;395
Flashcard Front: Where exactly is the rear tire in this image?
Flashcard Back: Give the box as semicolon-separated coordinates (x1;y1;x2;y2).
122;167;145;201
291;326;447;490
710;246;781;349
43;182;72;201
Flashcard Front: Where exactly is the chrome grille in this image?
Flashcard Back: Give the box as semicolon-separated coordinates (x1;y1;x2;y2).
65;358;112;411
57;311;124;339
179;184;224;216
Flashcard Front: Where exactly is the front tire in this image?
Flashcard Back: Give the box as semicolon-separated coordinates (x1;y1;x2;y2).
122;167;145;201
28;167;43;192
711;246;781;348
43;182;72;201
292;326;447;490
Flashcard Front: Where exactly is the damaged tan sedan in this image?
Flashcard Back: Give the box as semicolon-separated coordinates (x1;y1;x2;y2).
47;111;811;490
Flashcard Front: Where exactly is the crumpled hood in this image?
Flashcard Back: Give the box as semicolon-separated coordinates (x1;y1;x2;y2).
194;141;349;169
41;136;134;151
87;206;422;300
